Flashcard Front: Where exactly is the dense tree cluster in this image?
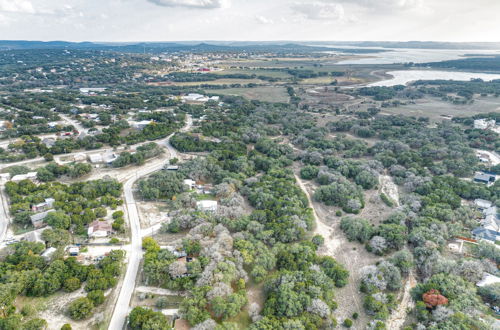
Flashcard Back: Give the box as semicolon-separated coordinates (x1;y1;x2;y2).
6;178;122;234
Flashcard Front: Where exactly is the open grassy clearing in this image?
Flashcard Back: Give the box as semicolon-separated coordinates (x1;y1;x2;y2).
382;95;500;121
211;68;292;79
213;86;290;103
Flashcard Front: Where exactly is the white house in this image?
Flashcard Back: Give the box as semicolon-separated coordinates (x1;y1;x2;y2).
41;247;57;261
89;153;103;164
88;220;112;238
477;273;500;287
197;200;218;212
11;172;38;182
474;119;496;130
183;179;196;190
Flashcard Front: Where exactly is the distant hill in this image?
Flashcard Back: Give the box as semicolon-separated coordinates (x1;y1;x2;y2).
0;40;385;54
312;41;500;50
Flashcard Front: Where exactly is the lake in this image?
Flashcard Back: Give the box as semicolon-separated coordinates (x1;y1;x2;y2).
369;70;500;87
333;47;500;65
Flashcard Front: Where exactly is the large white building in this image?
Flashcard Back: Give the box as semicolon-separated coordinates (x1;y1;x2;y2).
474;119;496;130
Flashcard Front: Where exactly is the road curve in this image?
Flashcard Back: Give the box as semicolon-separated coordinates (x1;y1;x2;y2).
108;115;191;330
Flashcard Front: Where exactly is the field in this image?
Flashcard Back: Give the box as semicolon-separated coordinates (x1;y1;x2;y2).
212;86;290;103
382;96;500;121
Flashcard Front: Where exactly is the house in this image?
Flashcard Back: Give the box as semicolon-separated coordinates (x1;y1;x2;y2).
102;152;118;165
477;273;500;287
134;120;154;130
68;246;79;256
11;172;38;182
41;247;57;261
79;87;107;95
472;227;500;243
196;200;218;212
163;246;187;258
474;119;496;130
73;153;87;162
32;198;55;212
183;179;196;190
181;93;219;104
474;172;496;184
88;153;103;164
23;230;44;244
88;220;112;238
30;210;53;228
474;199;493;210
166;165;179;171
42;138;56;148
483;206;500;232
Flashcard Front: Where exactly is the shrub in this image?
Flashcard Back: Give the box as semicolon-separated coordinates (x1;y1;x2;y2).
63;277;81;292
380;193;394;207
87;290;105;306
68;297;94;320
343;318;353;328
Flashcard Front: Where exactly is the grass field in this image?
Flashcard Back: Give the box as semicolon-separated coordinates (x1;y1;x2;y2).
213;86;290;103
383;96;500;121
212;68;292;79
170;78;264;86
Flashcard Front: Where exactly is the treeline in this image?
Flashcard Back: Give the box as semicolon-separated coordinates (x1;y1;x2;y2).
112;142;163;168
6;178;122;234
36;162;92;182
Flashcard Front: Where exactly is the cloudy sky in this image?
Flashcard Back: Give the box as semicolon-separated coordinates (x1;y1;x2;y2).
0;0;499;42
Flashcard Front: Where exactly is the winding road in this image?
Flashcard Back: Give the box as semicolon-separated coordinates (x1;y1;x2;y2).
108;115;191;330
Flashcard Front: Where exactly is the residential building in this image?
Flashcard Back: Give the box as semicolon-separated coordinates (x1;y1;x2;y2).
477;273;500;287
68;246;79;256
474;119;496;130
474;199;493;210
134;120;154;130
23;231;44;244
42;138;56;148
474;172;496;184
11;172;38;182
88;220;112;238
197;200;218;212
88;153;103;163
32;198;55;212
183;179;196;189
30;210;53;228
41;247;57;261
472;227;500;243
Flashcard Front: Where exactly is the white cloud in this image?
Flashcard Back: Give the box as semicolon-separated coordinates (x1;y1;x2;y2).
335;0;426;12
255;15;274;24
147;0;230;9
291;2;344;20
0;0;35;14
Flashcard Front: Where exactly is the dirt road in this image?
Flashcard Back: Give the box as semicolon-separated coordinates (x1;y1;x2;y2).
294;174;381;326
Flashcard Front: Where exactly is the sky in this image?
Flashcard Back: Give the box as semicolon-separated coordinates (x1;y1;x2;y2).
0;0;499;42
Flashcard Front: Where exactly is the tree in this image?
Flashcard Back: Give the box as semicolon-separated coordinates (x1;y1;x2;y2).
67;297;94;320
422;289;448;308
45;211;71;230
87;290;105;306
300;166;319;180
63;277;81;292
128;306;170;330
22;318;47;330
340;217;373;243
60;324;72;330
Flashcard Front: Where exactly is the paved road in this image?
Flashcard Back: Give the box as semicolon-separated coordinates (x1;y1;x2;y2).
108;115;191;330
59;113;86;133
